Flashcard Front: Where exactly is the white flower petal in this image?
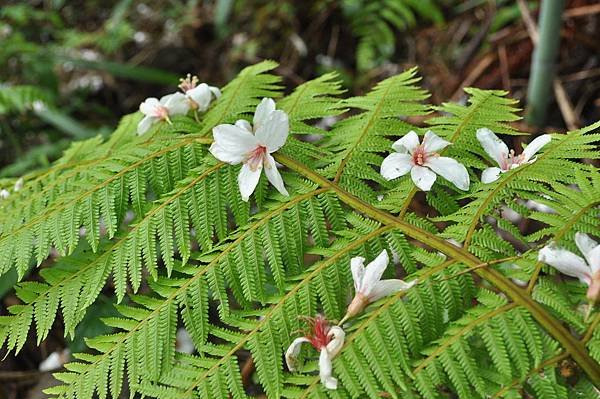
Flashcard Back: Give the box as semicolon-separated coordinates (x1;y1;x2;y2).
285;337;310;371
14;178;24;192
587;245;600;275
235;119;253;132
481;167;503;183
0;189;9;199
238;162;262;202
187;84;212;111
350;256;366;293
209;143;244;164
392;131;420;153
263;153;289;197
361;250;389;297
422;130;451;153
326;326;345;357
137;115;156;135
255;110;289;152
411;165;437;191
209;85;222;98
369;279;417;302
164;92;189;115
380;153;413;181
425;156;470;191
575;232;599;266
319;349;337;390
253;98;276;130
476;128;509;167
139;97;160;116
522;134;551;162
538;246;592;284
211;124;258;162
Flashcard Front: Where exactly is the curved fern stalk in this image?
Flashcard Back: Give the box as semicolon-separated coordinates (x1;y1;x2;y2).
1;63;599;399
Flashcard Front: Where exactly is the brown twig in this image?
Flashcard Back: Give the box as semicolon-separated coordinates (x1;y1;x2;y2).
240;356;255;388
563;3;600;18
553;79;580;130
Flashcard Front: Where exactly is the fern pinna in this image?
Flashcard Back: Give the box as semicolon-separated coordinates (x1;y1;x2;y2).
0;61;599;398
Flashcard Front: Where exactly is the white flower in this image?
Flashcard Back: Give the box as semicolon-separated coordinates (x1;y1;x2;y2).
476;128;551;183
538;232;600;304
178;74;221;112
285;315;345;390
380;130;470;191
14;177;24;192
137;92;189;135
39;348;70;372
0;189;9;199
343;249;416;321
209;98;289;201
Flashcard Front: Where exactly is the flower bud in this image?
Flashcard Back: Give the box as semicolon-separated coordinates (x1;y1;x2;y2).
587;271;600;304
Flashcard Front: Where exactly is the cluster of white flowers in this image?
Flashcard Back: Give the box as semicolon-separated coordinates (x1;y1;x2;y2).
0;177;24;200
137;74;221;135
285;250;416;389
209;98;289;201
381;128;551;191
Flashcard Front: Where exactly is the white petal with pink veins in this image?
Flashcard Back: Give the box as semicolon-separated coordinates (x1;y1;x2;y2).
422;130;451;153
163;92;190;115
187;84;213;111
575;232;599;267
238;162;263;202
285;337;310;372
391;130;420;153
211;124;258;161
319;349;337;389
361;250;389;297
369;279;417;302
137;115;156;135
263;153;289;197
235;119;253;132
325;326;345;357
380;153;413;180
481;167;503;183
255;110;289;152
253;98;276;130
522;134;551;162
411;165;437;191
538;245;591;285
426;156;470;191
476;128;509;167
139;97;160;116
350;256;366;293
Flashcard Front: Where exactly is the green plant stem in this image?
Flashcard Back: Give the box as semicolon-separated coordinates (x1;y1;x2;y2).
275;153;600;386
525;0;565;126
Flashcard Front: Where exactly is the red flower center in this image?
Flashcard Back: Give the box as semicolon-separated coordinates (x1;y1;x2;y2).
412;145;428;166
303;315;332;350
246;145;267;171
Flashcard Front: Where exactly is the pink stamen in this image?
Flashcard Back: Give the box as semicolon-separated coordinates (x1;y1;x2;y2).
500;149;526;170
412;145;427;166
179;74;198;93
246;145;267;171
